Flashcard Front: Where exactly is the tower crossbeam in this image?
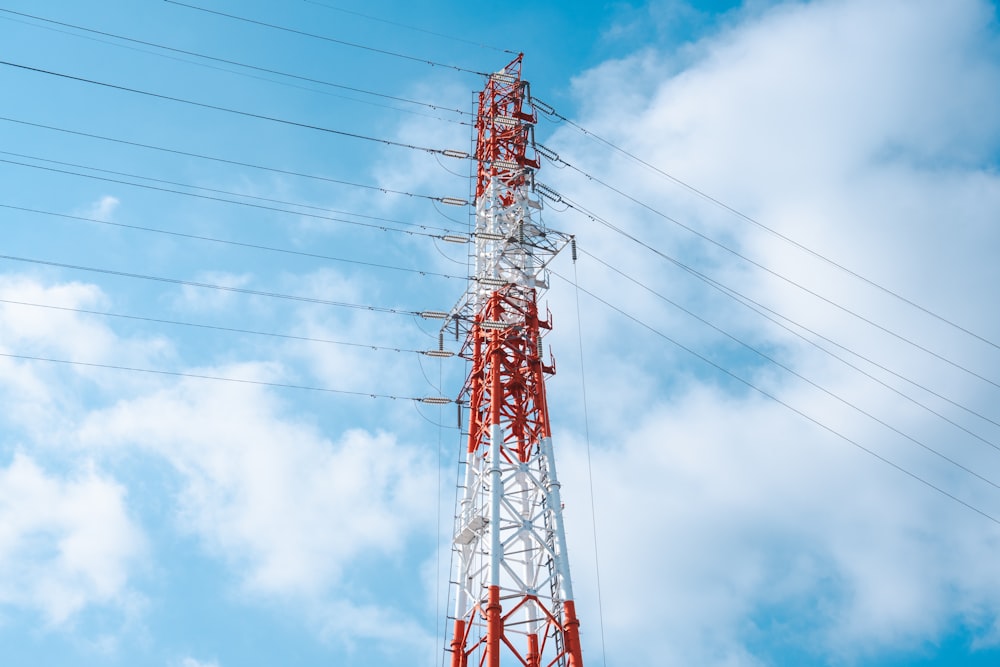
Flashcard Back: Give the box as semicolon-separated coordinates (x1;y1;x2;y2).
444;54;584;667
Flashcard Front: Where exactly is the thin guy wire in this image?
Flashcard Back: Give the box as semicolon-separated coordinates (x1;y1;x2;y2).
571;254;608;667
0;297;431;355
0;117;468;204
0;352;436;401
0;61;465;157
551;270;1000;527
557;193;1000;391
435;358;444;667
581;247;1000;451
0;253;427;317
2;204;463;280
301;0;516;54
0;158;455;239
540;104;1000;354
163;0;489;76
0;8;473;121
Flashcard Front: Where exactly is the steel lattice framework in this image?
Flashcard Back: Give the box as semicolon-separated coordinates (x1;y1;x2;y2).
444;54;584;667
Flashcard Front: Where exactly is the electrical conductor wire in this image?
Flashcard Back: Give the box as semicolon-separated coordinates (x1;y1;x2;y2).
555;190;1000;392
301;0;516;54
0;297;430;355
0;351;441;401
580;246;1000;450
551;270;1000;527
0;253;429;317
0;61;468;158
538;101;1000;354
0;158;459;239
0;8;473;122
163;0;489;76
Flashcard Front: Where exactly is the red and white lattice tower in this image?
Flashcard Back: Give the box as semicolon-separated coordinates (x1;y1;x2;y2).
444;54;585;667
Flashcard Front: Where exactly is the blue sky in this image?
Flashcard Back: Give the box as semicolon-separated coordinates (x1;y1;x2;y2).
2;1;1000;666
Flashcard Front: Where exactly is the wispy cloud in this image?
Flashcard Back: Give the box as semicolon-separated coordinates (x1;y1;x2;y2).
84;195;120;221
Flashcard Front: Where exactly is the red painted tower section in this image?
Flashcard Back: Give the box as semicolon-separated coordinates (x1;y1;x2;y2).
445;55;585;667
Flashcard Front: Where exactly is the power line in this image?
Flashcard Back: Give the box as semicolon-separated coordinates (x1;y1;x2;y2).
0;60;471;158
163;0;489;76
0;7;473;121
0;157;460;239
553;188;1000;392
0;297;436;355
720;283;1000;431
1;204;464;280
536;102;1000;355
580;248;1000;451
551;270;1000;527
301;0;516;54
0;351;451;402
575;233;1000;432
0;253;429;316
1;113;470;199
579;247;1000;466
0;128;469;207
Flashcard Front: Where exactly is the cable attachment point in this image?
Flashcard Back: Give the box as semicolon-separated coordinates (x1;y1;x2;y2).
535;143;560;163
530;97;556;117
420;396;452;405
535;182;563;204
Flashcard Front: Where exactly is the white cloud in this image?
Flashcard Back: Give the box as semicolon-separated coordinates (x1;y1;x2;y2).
78;364;437;640
0;271;440;651
178;657;220;667
0;276;173;440
536;0;1000;665
0;453;145;626
83;195;120;221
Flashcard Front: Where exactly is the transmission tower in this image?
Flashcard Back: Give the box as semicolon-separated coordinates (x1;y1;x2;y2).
444;54;585;667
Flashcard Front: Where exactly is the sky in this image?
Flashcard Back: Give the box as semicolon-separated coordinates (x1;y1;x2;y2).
2;0;1000;666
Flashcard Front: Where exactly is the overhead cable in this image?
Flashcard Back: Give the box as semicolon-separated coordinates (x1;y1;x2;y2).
0;297;432;355
0;158;457;239
580;248;1000;444
0;253;428;317
163;0;489;76
301;0;516;54
0;60;470;158
0;7;472;120
549;185;1000;392
1;204;464;280
0;126;468;206
580;247;1000;461
718;283;1000;430
536;101;1000;354
578;234;1000;432
0;351;450;402
552;270;1000;527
